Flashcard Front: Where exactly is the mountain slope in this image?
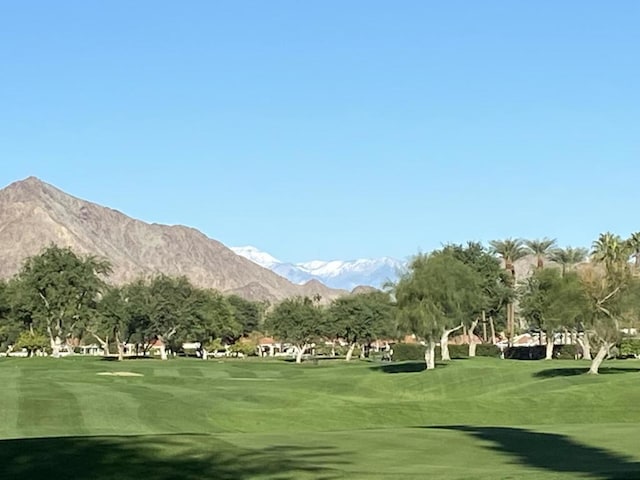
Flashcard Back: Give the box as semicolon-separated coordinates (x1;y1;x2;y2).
231;246;406;290
0;177;345;301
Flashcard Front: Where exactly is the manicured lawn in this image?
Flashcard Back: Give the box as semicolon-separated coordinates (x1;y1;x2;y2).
0;356;639;479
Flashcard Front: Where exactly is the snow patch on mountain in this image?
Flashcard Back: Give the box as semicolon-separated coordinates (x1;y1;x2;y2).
231;246;406;291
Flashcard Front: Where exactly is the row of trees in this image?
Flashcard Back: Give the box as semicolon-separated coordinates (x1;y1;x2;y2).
0;245;396;363
395;234;640;374
2;232;639;375
0;246;265;360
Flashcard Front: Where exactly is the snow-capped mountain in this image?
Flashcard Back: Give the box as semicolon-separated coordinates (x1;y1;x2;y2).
231;246;406;291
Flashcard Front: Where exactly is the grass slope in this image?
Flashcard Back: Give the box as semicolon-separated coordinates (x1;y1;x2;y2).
1;356;639;479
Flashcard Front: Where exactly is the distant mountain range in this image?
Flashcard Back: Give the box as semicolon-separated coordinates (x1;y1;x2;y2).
231;246;407;290
0;177;347;302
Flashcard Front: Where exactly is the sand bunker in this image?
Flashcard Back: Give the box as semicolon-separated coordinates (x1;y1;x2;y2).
97;372;144;377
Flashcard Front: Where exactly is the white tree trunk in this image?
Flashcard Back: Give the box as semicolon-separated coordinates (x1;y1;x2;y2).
345;342;356;362
91;333;110;356
440;324;463;361
115;332;124;361
159;344;168;361
588;344;611;374
468;319;480;357
51;336;62;358
425;340;436;369
295;344;307;364
202;349;209;360
545;332;555;360
578;334;592;360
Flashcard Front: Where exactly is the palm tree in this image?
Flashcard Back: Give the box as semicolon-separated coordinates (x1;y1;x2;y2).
489;238;527;341
550;246;588;276
626;232;640;270
489;238;527;279
524;238;557;269
591;232;629;269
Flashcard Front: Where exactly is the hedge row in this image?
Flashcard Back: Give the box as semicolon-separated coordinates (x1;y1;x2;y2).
392;343;501;361
620;338;640;357
504;344;578;360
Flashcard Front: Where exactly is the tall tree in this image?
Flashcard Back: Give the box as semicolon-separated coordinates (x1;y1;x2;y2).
550;247;588;277
489;238;527;340
519;269;588;360
328;291;394;361
591;232;630;269
265;297;326;363
227;295;264;337
181;289;241;359
524;238;557;269
626;232;640;270
14;245;111;357
582;233;634;374
440;242;511;355
92;286;130;359
395;253;482;368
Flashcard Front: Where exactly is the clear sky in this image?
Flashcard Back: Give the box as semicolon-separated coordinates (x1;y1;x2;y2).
1;1;638;263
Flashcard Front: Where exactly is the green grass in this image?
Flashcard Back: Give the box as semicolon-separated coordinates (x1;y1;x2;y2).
1;356;639;479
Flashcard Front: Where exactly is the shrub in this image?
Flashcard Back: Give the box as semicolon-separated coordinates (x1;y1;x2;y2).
620;338;640;358
15;331;49;356
392;343;424;361
505;346;546;360
505;344;580;360
554;344;578;359
230;341;257;357
436;344;468;359
475;344;501;357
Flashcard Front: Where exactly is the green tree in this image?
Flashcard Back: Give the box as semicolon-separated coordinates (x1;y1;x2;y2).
181;288;241;359
93;286;131;360
395;253;483;368
265;297;326;363
489;238;527;340
328;291;394;361
440;242;511;355
626;232;640;270
550;247;588;277
125;275;240;360
14;330;49;357
524;238;557;269
581;233;635;373
14;245;111;357
519;269;588;360
227;295;264;337
591;232;629;269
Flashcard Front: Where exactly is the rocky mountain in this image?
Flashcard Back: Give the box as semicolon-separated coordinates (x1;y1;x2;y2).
0;177;346;302
231;246;406;290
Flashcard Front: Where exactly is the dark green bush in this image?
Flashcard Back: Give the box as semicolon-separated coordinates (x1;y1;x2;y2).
436;344;468;359
554;344;578;359
620;338;640;357
393;343;501;361
392;343;424;361
475;344;501;357
505;346;546;360
505;344;579;360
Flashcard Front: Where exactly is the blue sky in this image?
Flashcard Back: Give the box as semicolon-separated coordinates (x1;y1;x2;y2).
1;1;638;262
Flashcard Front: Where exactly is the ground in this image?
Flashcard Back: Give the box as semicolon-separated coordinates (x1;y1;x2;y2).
0;356;639;479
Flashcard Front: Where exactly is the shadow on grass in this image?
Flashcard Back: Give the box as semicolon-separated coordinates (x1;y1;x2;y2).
370;361;451;374
0;434;346;480
534;367;640;379
425;426;640;479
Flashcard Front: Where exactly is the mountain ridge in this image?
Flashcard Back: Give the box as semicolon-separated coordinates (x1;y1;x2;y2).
0;177;346;302
231;245;407;290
